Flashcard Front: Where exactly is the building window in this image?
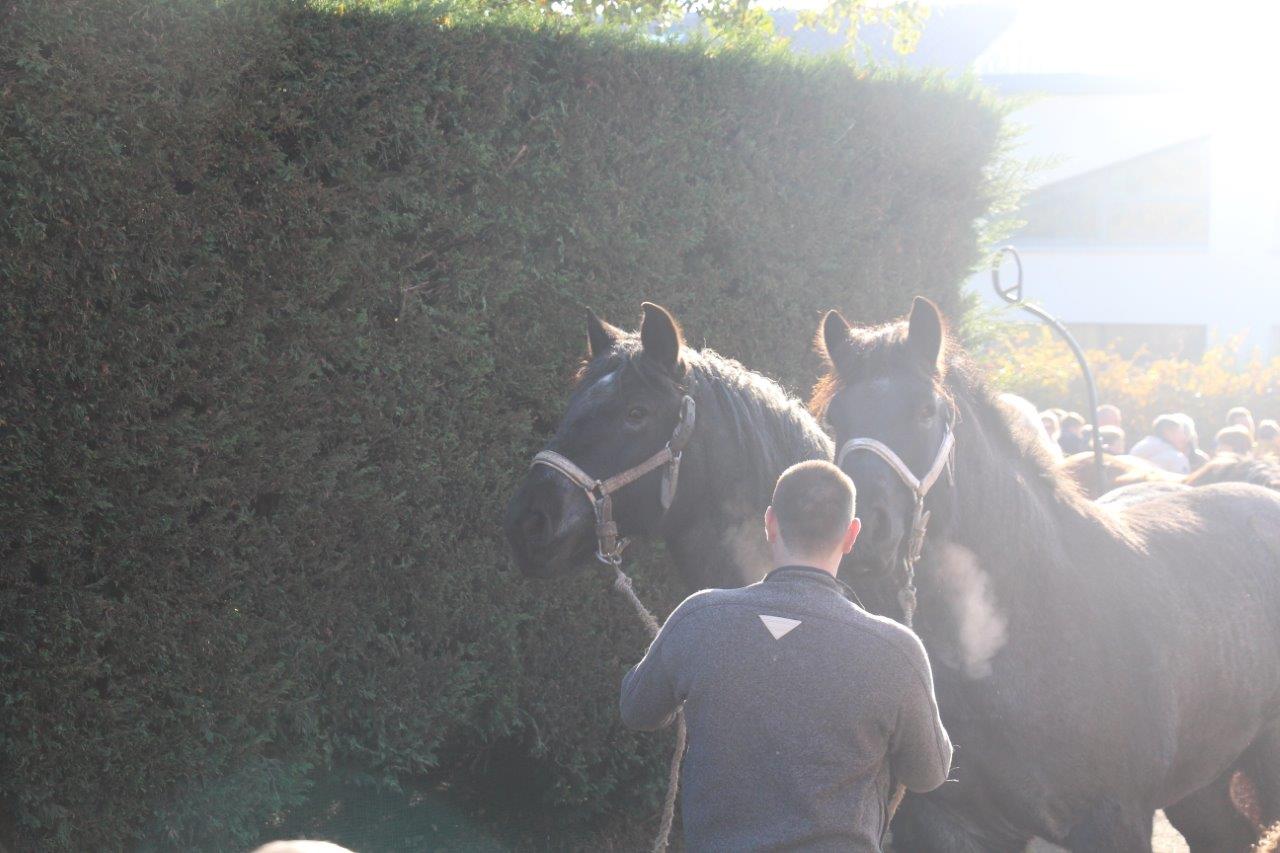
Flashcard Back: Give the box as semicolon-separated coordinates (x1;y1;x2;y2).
1016;138;1211;248
1064;322;1208;360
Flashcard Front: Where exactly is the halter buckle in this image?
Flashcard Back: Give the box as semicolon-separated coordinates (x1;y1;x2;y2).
660;447;682;511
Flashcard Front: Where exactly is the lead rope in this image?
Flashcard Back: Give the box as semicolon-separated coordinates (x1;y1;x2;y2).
612;568;686;853
530;399;697;850
884;498;925;834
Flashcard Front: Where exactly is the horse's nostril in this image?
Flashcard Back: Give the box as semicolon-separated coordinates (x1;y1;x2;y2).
522;509;552;545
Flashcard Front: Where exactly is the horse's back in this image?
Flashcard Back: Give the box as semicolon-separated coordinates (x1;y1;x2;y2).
1117;482;1280;787
1098;480;1190;509
1118;483;1280;621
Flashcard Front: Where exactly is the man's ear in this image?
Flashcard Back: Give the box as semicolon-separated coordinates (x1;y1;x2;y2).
842;517;862;556
586;309;621;358
820;309;853;370
906;296;945;374
764;505;778;544
640;302;684;373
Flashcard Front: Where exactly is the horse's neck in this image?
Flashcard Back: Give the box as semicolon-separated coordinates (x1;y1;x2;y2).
667;512;771;589
918;391;1097;665
691;365;826;504
663;365;828;589
947;390;1090;567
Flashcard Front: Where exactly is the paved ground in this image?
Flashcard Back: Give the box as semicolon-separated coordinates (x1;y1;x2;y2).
1028;811;1188;852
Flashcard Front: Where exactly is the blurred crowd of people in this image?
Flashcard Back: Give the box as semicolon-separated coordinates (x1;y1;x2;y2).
1037;403;1280;475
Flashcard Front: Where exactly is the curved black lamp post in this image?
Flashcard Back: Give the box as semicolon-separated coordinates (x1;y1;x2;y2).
991;246;1107;492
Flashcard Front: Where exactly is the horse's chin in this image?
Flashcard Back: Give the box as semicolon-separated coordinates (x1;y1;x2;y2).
509;537;597;580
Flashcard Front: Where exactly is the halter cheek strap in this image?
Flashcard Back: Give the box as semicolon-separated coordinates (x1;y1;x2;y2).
836;424;955;627
530;395;696;566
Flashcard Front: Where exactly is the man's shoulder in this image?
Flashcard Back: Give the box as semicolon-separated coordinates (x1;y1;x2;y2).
852;608;929;665
666;585;757;623
1131;435;1167;456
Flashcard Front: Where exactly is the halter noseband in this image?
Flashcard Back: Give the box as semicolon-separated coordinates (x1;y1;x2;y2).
836;423;955;626
530;395;696;566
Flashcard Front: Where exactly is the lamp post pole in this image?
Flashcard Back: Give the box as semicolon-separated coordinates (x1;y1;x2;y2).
991;246;1107;493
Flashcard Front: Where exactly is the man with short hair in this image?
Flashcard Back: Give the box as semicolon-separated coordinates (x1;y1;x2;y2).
620;461;953;851
1083;424;1126;455
1226;406;1256;440
1058;411;1087;455
1258;419;1280;456
1215;425;1254;456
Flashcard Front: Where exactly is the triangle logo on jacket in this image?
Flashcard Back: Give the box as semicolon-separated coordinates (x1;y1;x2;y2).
758;614;801;640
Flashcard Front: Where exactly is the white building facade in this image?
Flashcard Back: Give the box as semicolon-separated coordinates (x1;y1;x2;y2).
961;4;1280;359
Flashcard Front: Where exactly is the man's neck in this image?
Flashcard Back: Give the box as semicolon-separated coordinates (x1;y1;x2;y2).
770;559;838;578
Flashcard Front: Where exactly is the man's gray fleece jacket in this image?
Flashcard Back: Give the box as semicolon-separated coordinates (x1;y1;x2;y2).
620;565;953;852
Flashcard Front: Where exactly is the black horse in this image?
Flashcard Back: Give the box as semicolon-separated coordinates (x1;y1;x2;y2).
815;297;1280;852
505;303;831;592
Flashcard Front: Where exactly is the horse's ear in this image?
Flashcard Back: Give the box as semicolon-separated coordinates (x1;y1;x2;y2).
907;296;945;374
586;309;621;358
639;302;684;373
820;310;853;371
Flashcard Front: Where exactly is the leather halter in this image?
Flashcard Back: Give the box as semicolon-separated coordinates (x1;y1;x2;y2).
836;423;955;627
531;395;696;566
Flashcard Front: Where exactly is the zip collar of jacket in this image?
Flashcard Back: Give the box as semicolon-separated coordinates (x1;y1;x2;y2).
765;564;841;588
764;563;867;608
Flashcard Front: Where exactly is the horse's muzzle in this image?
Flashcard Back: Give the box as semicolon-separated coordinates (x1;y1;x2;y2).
503;466;595;577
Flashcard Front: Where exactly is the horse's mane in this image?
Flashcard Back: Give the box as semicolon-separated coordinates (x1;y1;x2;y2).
1186;453;1280;491
929;354;1165;575
577;334;832;500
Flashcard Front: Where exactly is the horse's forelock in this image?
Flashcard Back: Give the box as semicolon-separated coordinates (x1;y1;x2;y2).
809;318;957;418
571;335;697;408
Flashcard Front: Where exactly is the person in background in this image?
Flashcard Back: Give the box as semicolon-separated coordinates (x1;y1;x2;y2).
1226;406;1256;440
1082;424;1127;456
620;461;952;852
1214;425;1254;456
1129;415;1191;475
1096;403;1123;430
1040;410;1061;447
1058;412;1086;455
1172;413;1210;471
1099;425;1127;455
1257;419;1280;456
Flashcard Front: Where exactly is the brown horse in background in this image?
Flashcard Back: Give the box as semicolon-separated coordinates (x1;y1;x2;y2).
1059;452;1182;499
1061;451;1280;500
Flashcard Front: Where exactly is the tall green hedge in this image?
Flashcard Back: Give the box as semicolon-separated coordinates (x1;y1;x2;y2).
0;1;1008;848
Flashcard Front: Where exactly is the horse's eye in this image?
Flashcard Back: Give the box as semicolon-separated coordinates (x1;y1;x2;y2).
627;405;648;422
921;401;937;421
